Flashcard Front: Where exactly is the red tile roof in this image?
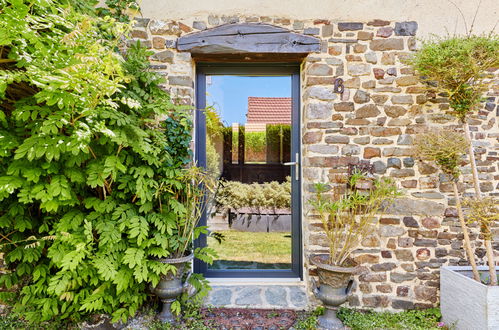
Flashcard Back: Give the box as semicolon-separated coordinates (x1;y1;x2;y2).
246;97;292;125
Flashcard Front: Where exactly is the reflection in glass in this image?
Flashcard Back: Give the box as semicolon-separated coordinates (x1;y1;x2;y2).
205;75;292;270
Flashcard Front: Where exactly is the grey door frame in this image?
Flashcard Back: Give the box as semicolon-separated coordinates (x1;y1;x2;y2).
194;63;302;279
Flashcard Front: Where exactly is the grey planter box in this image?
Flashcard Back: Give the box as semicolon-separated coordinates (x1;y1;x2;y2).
441;266;499;330
229;212;291;232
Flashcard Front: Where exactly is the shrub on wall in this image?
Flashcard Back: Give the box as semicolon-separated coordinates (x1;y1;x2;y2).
0;0;209;323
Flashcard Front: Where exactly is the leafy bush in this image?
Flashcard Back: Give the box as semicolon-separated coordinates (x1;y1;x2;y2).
215;178;291;214
409;35;499;120
0;0;211;324
414;130;468;179
337;307;445;330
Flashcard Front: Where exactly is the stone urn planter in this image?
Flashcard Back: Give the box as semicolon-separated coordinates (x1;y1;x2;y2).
153;253;194;323
310;254;360;329
441;266;499;330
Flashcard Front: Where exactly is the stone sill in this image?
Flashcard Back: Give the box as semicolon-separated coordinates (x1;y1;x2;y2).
207;277;304;286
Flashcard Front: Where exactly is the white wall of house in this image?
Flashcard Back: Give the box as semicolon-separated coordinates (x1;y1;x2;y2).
137;0;498;37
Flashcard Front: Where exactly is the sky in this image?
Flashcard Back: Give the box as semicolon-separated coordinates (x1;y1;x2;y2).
206;75;291;125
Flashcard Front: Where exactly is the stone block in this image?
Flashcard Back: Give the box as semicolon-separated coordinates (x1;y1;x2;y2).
308;145;339;154
151;50;175;63
394;250;414;261
342;144;361;156
373;68;385;79
149;19;181;35
355;104;380;118
325;135;349;144
415;285;437;303
306;102;332;119
380;225;406;237
373;160;387;174
387;158;402;169
307;63;333;76
385;198;445;216
358;31;374;40
391;169;415;177
307;86;337;100
168;76;192;86
370;38;405;51
391;272;417;283
398;237;414;248
192;21;207;30
403;216;419;228
365;52;377;64
334;102;355;112
395;21;418;36
391;95;414;104
416;248;431;261
359;273;387;282
370;127;402;137
152;36;165;49
372;263;397;272
362;80;376;89
376;26;393;38
392;299;414;309
304;27;320;35
384;105;407;118
338;22;364;31
362;295;390;307
368;19;391;26
303;131;323;144
372;94;389;105
354;90;370;103
364;147;381;159
322;24;334;37
396;76;419;88
422;217;441;229
348;63;371;76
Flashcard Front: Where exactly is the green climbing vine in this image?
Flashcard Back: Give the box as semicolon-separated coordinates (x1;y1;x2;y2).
0;0;212;324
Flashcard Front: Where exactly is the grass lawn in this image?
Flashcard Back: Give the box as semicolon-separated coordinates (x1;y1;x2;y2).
208;230;291;267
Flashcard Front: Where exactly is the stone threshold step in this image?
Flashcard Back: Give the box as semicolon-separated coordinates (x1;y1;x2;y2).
204;285;308;310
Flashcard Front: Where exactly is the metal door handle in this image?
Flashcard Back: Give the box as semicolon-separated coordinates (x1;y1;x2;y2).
284;153;299;180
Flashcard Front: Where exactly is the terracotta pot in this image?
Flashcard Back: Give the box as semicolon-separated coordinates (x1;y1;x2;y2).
153;253;194;323
310;254;360;329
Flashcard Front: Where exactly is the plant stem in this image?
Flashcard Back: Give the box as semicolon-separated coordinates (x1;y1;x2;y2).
464;122;481;195
485;239;498;285
452;181;480;282
464;121;496;284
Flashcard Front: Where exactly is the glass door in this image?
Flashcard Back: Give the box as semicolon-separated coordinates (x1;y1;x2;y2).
194;64;301;278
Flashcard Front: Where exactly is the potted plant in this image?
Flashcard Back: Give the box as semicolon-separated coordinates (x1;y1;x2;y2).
411;33;499;329
153;166;216;323
415;130;499;329
308;170;399;329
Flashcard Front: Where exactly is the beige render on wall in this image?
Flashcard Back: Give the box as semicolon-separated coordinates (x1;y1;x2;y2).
137;0;499;37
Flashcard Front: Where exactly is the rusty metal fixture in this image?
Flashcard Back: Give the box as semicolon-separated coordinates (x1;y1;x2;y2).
154;253;195;324
310;254;359;329
348;161;374;176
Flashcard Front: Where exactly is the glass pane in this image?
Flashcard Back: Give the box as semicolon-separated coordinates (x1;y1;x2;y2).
205;75;292;270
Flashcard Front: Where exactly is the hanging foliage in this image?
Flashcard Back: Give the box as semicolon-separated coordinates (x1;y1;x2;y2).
0;0;212;324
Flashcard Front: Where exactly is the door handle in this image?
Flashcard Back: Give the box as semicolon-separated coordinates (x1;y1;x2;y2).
284;153;299;181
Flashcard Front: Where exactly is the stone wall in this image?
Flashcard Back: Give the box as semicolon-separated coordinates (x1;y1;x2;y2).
130;15;499;310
